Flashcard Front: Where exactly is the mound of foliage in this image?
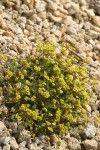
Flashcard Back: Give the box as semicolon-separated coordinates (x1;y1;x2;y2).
0;42;93;136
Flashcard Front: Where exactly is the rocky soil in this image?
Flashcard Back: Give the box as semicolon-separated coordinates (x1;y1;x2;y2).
0;0;100;150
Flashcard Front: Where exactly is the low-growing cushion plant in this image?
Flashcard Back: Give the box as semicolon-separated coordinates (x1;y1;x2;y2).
0;42;94;136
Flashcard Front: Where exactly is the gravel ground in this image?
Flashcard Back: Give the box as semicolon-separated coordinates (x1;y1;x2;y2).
0;0;100;150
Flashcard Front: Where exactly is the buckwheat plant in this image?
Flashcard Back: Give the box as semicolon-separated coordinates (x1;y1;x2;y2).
0;42;94;136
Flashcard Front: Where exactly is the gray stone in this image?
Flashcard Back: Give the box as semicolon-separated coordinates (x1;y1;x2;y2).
96;100;100;109
0;137;10;145
59;0;68;5
88;39;95;46
17;17;27;25
19;23;26;29
22;9;36;17
84;105;92;113
58;6;68;15
42;19;49;28
47;2;58;11
19;4;29;14
90;0;100;15
80;124;96;139
62;34;77;46
67;2;79;15
88;30;100;39
28;143;37;150
63;16;76;26
67;137;81;150
57;139;67;150
10;137;19;150
51;29;62;38
23;0;33;6
95;82;100;95
64;3;71;10
49;13;62;23
83;139;98;150
86;9;95;17
19;141;27;148
0;122;6;134
79;0;87;6
35;0;46;12
38;11;47;20
19;147;28;150
67;27;77;35
92;16;100;27
95;43;100;50
0;144;2;150
15;28;23;34
3;144;10;150
46;35;59;43
53;10;61;17
18;129;31;143
84;22;91;30
94;130;100;149
95;0;100;15
8;50;18;57
0;16;7;30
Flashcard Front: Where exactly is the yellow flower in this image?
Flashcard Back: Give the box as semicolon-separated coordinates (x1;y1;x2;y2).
34;66;41;71
15;83;21;89
23;70;27;75
0;87;2;94
5;70;13;79
20;104;30;111
31;95;36;101
81;108;86;114
0;54;7;61
18;71;24;79
24;96;30;101
15;77;19;81
15;114;22;123
25;80;31;86
23;85;30;95
14;93;21;102
30;55;34;60
47;127;53;132
21;58;30;67
0;72;2;77
0;87;2;92
12;57;18;62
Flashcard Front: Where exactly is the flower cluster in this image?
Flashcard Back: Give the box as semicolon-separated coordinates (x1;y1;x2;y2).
0;42;95;136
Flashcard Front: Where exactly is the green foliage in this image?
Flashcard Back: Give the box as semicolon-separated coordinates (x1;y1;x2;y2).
0;42;94;135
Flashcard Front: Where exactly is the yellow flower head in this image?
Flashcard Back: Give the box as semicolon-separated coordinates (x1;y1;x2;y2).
5;70;13;79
